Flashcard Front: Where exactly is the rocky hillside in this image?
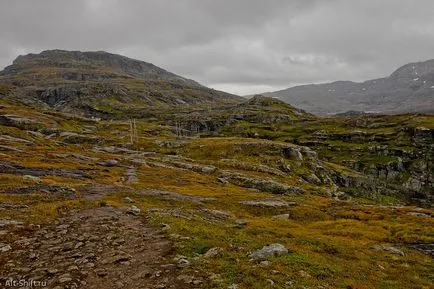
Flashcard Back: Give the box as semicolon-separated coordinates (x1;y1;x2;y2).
265;59;434;115
1;96;433;288
0;50;242;117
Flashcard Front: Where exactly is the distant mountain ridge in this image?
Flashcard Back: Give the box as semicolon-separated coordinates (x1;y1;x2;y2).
4;50;200;86
0;50;242;117
264;59;434;115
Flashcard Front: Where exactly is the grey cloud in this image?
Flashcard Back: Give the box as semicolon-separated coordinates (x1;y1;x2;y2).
1;0;434;94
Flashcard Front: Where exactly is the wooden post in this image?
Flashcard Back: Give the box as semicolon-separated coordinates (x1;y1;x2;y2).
130;119;134;144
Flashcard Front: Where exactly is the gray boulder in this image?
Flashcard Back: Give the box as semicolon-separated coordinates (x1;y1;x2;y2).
249;243;289;260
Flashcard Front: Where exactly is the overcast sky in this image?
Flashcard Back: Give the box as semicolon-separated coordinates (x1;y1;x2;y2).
1;0;434;95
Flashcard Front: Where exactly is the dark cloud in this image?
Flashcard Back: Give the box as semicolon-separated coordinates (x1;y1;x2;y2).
1;0;433;95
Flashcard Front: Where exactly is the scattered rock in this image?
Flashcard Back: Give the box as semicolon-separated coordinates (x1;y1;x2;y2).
23;175;42;183
177;274;194;284
60;131;99;144
370;245;405;256
217;177;229;184
240;199;295;208
0;134;34;144
0;114;43;130
176;258;190;268
103;159;119;167
222;171;304;194
55;153;99;162
260;260;271;266
139;189;215;204
0;203;29;209
249;243;289;260
407;212;431;218
233;219;248;228
396;243;434;256
0;219;24;227
125;167;138;184
201;166;217;174
126;206;141;216
94;268;108;277
203;247;223;258
200;208;231;220
0;145;24;152
272;214;290;220
282;147;303;161
0;243;12;252
299;270;312;278
122;197;134;204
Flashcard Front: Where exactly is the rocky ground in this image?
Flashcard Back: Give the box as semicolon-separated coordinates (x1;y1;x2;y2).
0;98;433;289
1;206;199;289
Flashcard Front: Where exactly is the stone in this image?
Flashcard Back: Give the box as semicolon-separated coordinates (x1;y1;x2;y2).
299;270;311;278
217;177;229;184
177;258;190;268
126;205;141;216
200;208;231;220
177;275;194;283
201;166;217;174
304;173;322;185
0;243;12;252
0;219;24;227
369;245;404;256
203;247;223;258
249;243;289;260
234;219;248;227
23;175;42;183
60;131;99;144
282;147;303;161
223;171;305;194
260;260;271;266
104;159;119;167
240;200;295;208
46;268;59;276
272;214;290;220
122;197;134;203
407;212;431;218
94;268;108;277
0;114;43;130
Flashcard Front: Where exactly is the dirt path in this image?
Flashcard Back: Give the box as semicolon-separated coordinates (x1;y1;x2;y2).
1;207;193;289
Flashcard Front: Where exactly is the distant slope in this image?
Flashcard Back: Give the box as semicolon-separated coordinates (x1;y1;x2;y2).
0;50;242;117
264;59;434;115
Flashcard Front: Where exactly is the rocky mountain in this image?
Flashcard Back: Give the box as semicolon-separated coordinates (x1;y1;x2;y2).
264;59;434;115
0;50;242;117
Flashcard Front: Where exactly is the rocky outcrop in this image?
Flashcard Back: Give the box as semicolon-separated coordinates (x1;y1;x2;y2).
221;171;304;194
0;114;43;130
249;243;289;260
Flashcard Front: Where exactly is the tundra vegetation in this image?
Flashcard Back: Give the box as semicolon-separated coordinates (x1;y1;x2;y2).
0;51;433;289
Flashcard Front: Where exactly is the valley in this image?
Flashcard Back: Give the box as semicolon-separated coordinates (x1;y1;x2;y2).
0;51;433;289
